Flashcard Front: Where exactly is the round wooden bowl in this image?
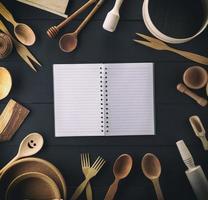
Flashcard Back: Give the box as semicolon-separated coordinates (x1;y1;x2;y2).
0;33;13;59
183;66;208;89
0;157;67;200
5;172;61;200
0;67;12;100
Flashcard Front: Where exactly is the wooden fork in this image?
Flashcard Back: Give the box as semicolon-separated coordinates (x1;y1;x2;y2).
71;156;105;200
134;33;208;65
81;153;93;200
0;20;41;71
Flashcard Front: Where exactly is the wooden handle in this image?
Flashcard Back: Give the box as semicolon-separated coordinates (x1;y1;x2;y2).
177;83;208;107
169;48;208;66
0;3;16;25
75;0;104;35
0;155;19;175
71;179;89;200
152;179;164;200
86;182;93;200
200;136;208;151
104;179;119;200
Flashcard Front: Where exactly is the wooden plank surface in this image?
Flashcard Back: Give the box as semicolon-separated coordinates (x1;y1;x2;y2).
0;0;208;199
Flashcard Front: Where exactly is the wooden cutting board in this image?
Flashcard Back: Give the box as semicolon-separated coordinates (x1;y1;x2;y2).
17;0;69;18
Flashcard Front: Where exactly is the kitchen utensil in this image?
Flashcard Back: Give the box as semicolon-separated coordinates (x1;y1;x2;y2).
59;0;104;53
142;153;164;200
0;133;44;174
17;0;69;18
81;153;93;200
176;140;208;200
0;33;13;59
0;67;12;100
189;116;208;151
0;157;67;200
0;20;41;71
0;99;30;142
0;2;36;46
177;83;208;107
6;172;61;200
47;0;97;38
104;154;133;200
71;156;105;200
103;0;124;32
183;66;208;89
142;0;208;44
134;33;208;65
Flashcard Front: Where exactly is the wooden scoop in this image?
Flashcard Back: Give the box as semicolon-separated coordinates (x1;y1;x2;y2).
189;116;208;150
0;67;12;100
0;133;44;174
142;153;164;200
177;83;208;107
59;0;104;52
0;3;36;46
104;154;133;200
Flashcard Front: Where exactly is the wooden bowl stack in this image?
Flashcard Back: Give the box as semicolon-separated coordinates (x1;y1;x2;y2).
0;33;13;59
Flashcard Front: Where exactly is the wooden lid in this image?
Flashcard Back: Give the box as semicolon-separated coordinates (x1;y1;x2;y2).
0;33;13;59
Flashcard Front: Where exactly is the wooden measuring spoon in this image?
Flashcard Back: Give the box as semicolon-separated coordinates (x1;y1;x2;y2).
0;133;44;174
104;154;133;200
59;0;104;53
0;3;36;46
142;153;164;200
0;67;12;100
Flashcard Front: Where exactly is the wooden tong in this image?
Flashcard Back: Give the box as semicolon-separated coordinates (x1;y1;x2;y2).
134;33;208;65
0;21;41;72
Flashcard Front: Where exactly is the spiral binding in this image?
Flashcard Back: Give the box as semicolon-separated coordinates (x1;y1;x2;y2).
99;66;109;134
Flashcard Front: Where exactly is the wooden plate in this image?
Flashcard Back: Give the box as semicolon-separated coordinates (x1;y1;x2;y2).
0;157;67;199
6;172;61;200
0;67;12;100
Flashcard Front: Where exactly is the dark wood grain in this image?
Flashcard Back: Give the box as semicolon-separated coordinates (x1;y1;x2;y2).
0;0;208;199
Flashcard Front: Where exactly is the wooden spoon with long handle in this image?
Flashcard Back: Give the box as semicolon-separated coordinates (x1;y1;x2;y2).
47;0;97;38
0;133;44;174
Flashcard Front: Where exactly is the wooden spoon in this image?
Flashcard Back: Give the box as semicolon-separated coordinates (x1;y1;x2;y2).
141;153;164;200
0;133;44;174
59;0;104;52
0;3;36;46
104;154;133;200
0;67;12;100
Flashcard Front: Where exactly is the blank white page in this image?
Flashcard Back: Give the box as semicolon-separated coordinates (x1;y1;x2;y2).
53;64;102;137
105;63;155;136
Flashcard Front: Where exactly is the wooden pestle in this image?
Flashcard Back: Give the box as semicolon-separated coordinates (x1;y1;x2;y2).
177;83;208;107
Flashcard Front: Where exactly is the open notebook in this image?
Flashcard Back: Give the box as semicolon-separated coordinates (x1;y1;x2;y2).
53;63;155;137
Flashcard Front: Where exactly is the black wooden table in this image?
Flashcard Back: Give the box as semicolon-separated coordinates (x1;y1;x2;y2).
0;0;207;199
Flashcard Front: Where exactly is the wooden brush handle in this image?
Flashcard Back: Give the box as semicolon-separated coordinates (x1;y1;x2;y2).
177;83;208;107
152;179;164;200
0;3;16;25
75;0;104;35
169;48;208;66
104;179;119;200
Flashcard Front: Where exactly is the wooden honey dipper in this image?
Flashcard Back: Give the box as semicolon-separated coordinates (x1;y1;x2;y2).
47;0;97;38
177;83;208;107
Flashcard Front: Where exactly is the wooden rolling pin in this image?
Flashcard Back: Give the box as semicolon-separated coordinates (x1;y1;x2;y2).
177;83;208;107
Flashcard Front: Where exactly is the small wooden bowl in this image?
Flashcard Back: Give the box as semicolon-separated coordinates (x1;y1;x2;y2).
0;67;12;100
0;33;13;59
183;66;208;89
5;172;61;200
0;157;67;200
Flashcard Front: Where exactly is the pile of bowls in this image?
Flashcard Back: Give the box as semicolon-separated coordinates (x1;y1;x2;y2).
0;157;67;200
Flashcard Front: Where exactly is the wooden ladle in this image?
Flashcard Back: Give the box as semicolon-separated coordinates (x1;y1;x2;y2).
0;67;12;100
141;153;164;200
0;133;44;174
59;0;104;53
104;154;133;200
0;3;36;46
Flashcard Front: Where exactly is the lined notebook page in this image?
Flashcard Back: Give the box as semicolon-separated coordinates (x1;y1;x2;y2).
105;63;155;136
53;64;102;137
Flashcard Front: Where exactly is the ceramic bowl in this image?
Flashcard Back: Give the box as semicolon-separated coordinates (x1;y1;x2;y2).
0;67;12;100
183;66;208;89
5;172;61;200
0;157;67;200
